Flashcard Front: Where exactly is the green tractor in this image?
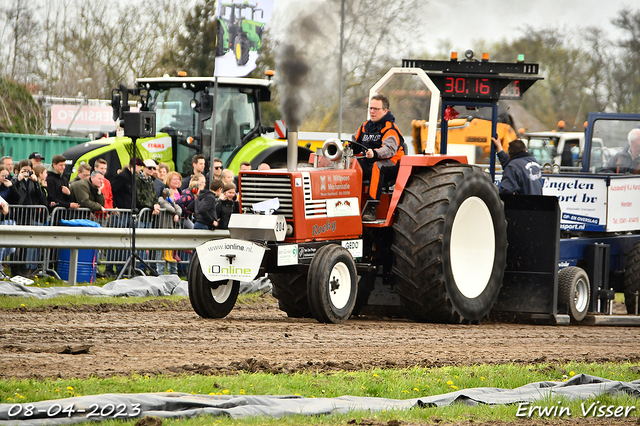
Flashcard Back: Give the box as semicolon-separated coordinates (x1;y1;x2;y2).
62;75;311;180
216;2;265;66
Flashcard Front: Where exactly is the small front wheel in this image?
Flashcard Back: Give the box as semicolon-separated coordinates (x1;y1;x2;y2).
558;266;590;322
307;244;357;324
188;251;239;318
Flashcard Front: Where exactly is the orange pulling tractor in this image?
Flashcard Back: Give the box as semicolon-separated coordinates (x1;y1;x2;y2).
188;56;543;324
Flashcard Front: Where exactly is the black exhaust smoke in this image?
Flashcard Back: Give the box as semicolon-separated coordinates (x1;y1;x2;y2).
275;9;332;170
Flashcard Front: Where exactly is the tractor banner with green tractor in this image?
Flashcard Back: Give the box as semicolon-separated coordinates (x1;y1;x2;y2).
215;0;274;77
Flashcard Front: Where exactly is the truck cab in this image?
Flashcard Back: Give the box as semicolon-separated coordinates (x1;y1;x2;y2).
522;131;609;172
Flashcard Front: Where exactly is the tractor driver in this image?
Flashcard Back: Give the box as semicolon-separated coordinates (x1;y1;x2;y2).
351;93;405;221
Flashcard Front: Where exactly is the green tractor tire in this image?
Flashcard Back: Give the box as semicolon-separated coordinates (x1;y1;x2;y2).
234;34;250;66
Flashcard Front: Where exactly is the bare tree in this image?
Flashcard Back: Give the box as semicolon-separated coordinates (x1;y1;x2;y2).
2;0;40;83
610;7;640;112
264;0;428;132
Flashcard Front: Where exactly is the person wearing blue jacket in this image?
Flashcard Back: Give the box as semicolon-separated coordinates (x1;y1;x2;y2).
493;137;543;195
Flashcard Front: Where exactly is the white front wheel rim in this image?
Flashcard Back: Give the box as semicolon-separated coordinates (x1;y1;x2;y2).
328;262;351;309
211;280;232;303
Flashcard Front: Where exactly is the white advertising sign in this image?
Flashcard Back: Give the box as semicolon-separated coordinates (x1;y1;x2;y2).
51;105;117;133
326;197;359;217
542;176;608;232
496;173;609;232
277;244;298;266
607;177;640;232
341;239;363;259
140;136;172;153
196;238;265;281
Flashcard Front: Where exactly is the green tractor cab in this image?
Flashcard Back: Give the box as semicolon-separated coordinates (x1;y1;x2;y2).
216;1;265;66
63;75;310;180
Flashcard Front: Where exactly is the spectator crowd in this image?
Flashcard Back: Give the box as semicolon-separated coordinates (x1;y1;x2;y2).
0;152;253;279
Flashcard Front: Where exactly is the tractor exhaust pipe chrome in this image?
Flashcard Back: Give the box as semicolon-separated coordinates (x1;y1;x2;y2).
287;131;298;171
322;138;345;168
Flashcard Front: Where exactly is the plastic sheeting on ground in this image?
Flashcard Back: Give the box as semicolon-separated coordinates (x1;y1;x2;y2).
0;375;638;425
0;275;272;299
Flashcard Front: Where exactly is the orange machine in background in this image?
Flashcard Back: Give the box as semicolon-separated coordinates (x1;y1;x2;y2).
411;116;518;164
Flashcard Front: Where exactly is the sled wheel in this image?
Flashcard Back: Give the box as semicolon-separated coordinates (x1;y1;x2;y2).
623;239;640;315
188;250;239;319
270;273;312;318
307;244;357;324
391;163;507;323
558;266;590;322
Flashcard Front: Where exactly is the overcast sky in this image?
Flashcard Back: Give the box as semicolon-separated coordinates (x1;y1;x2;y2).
425;0;633;54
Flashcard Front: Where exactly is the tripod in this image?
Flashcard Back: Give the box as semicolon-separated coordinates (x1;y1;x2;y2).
117;135;158;280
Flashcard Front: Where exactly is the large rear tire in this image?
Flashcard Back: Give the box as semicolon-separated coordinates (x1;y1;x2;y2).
188;251;239;319
270;273;312;318
391;163;507;323
623;239;640;315
307;244;358;324
558;266;590;322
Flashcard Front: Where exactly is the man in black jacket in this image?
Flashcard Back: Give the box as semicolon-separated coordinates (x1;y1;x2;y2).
493;137;543;195
46;155;79;211
112;158;143;209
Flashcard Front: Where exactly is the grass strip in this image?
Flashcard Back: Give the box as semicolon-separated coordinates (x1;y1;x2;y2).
1;362;638;425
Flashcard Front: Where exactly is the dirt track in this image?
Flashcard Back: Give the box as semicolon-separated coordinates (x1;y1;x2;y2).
1;297;639;380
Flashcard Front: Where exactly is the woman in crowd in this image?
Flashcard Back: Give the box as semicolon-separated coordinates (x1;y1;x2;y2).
11;160;46;207
32;164;49;203
164;171;182;201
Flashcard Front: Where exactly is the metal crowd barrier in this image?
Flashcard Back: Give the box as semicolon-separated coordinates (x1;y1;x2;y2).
0;205;219;283
0;205;50;278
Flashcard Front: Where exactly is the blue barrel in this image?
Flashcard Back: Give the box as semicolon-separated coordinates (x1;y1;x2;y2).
56;249;97;283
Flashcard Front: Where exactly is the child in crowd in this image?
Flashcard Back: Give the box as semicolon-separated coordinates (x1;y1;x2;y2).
193;179;223;230
215;182;239;229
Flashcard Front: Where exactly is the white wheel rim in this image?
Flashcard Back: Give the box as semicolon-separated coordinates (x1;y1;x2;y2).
211;280;233;303
574;278;589;312
328;262;351;309
450;196;495;299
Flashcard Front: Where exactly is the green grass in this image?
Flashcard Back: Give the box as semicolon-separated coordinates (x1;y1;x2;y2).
1;362;639;425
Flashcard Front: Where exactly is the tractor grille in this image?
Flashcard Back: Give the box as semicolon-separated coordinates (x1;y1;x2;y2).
240;174;294;218
302;172;326;217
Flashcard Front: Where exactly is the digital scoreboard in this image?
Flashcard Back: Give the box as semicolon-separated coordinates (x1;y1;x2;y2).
402;57;542;101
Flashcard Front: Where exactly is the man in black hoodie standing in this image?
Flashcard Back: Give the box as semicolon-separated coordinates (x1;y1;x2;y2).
492;137;543;195
352;93;405;221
